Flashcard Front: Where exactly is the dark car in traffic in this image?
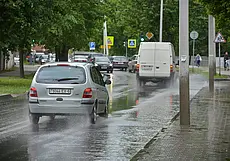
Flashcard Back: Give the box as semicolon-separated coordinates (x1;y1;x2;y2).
94;56;113;73
111;56;128;71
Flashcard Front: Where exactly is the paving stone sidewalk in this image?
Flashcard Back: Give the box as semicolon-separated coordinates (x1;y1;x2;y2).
132;81;230;161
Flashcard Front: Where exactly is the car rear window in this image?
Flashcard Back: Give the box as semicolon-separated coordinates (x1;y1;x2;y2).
36;66;86;84
113;57;128;62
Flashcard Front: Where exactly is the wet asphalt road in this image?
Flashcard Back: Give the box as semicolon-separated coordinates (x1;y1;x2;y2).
0;70;207;161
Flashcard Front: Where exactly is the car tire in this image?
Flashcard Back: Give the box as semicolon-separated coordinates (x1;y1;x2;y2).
49;115;55;121
29;111;39;125
110;70;113;73
124;68;127;72
107;70;110;73
128;69;131;73
99;102;109;118
90;104;97;124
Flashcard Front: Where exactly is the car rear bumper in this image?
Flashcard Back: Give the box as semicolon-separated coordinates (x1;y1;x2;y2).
29;103;93;115
113;64;128;68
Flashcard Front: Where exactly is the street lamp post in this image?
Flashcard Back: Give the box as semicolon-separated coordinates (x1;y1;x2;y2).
159;0;163;42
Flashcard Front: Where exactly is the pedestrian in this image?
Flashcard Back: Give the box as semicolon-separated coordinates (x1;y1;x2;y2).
224;52;229;70
195;54;202;67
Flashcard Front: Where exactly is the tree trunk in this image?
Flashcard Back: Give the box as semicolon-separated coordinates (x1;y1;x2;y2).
60;44;68;61
19;49;25;78
55;46;60;62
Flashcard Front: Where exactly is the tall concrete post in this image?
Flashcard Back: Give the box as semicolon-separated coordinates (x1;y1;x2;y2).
209;15;215;92
213;18;216;74
179;0;190;125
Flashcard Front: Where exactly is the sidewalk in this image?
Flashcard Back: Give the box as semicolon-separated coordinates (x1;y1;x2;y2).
131;81;230;161
0;65;40;77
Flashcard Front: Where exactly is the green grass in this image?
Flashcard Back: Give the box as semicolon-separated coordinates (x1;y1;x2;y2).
0;74;33;94
189;68;229;79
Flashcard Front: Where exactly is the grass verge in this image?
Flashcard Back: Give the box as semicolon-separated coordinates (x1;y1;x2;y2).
0;74;34;94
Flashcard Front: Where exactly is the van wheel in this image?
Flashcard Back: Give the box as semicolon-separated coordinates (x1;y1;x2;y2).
29;111;39;125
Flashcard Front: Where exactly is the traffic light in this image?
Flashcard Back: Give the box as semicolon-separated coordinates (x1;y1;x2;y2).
140;33;145;42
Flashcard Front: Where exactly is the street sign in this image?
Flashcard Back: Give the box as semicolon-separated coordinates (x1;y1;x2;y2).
214;32;226;43
100;45;111;49
128;39;136;48
89;42;96;50
190;31;198;40
107;36;114;46
146;32;154;40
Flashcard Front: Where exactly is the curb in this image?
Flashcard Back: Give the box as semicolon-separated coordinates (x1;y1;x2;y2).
0;92;28;101
130;86;206;161
0;94;13;101
214;78;230;81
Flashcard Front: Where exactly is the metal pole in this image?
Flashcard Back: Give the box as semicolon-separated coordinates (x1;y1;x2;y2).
179;0;190;125
192;39;195;72
159;0;163;42
103;21;106;55
213;18;216;75
208;15;215;92
219;43;221;76
125;42;128;57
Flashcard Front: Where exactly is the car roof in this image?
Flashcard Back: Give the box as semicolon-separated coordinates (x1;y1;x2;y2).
41;62;93;68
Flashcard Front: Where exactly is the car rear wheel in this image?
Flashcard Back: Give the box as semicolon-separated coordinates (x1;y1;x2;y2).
90;104;97;124
29;111;39;124
124;68;127;72
49;115;55;121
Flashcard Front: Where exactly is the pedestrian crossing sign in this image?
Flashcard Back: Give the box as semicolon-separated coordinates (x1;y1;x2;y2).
128;39;136;48
214;32;226;43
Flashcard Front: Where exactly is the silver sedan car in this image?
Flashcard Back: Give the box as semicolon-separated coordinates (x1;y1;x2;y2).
28;62;111;124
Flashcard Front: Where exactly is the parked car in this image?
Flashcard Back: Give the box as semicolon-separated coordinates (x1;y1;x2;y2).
28;62;111;124
72;55;88;62
128;54;138;73
14;57;20;65
111;56;128;71
73;51;105;62
94;56;113;73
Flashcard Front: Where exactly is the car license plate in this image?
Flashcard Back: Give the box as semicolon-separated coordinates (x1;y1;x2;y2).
49;88;71;94
118;62;123;64
142;65;153;71
101;66;107;69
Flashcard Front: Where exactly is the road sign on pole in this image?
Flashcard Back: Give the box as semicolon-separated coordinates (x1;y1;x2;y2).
146;32;154;40
128;39;136;48
214;32;226;76
190;31;199;72
89;42;96;50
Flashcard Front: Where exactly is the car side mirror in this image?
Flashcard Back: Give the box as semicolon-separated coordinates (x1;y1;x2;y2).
105;79;111;85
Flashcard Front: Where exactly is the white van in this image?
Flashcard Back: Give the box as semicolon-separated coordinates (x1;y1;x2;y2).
136;42;176;85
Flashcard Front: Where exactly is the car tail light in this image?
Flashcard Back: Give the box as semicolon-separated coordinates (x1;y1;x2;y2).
74;60;79;62
30;87;38;97
82;60;87;62
83;88;92;98
57;64;70;66
170;65;173;72
136;64;140;72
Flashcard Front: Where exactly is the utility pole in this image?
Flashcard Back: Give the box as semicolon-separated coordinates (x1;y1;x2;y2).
159;0;163;42
208;15;215;92
179;0;190;125
124;41;128;57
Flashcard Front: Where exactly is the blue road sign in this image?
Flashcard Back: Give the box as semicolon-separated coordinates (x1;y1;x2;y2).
89;42;96;50
128;39;136;48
